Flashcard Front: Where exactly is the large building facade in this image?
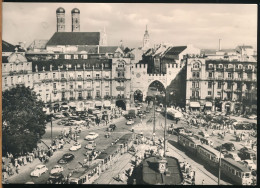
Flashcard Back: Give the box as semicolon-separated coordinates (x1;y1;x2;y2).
186;58;257;114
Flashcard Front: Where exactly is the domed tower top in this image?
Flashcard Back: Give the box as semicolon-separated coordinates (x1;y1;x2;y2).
71;8;80;32
71;8;80;14
56;7;65;13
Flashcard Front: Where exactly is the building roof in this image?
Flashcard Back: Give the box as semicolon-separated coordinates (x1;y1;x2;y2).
28;40;48;50
142;156;183;185
71;8;80;13
31;58;112;72
77;46;98;53
236;45;253;50
8;52;28;63
46;32;100;46
2;40;25;52
162;46;187;60
99;46;120;54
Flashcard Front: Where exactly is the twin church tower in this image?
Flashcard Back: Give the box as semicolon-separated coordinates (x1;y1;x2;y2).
56;7;80;32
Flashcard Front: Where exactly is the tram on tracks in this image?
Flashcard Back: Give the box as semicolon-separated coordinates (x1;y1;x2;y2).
177;135;253;185
220;158;252;185
178;133;201;154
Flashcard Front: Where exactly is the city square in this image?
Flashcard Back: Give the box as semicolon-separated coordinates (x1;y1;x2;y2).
2;3;257;185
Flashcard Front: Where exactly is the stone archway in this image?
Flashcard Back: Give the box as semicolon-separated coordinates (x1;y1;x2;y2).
134;90;143;102
116;100;126;110
147;80;166;96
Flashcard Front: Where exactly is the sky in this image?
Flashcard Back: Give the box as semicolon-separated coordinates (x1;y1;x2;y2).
2;3;257;50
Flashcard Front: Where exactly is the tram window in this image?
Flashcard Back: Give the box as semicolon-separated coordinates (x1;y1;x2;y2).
231;169;235;174
245;173;250;178
236;171;240;177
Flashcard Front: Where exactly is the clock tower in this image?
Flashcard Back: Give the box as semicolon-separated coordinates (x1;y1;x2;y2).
142;25;150;50
71;8;80;32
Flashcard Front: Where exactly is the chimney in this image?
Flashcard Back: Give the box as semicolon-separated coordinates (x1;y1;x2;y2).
219;39;222;51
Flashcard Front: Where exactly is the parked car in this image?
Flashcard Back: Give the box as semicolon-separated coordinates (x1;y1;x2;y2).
30;165;48;177
107;124;116;131
238;150;256;161
173;127;185;135
69;142;81;151
64;122;73;126
156;107;161;112
215;146;228;155
222;142;235;151
248;114;257;120
198;131;209;138
243;160;256;171
84;132;99;140
126;119;135;125
50;165;64;175
58;153;75;164
47;173;65;184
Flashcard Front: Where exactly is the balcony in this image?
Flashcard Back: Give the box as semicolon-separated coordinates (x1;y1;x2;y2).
116;86;125;91
104;95;111;100
191;68;201;71
216;67;224;72
42;79;53;83
94;77;102;80
245;69;253;73
114;77;127;81
87;96;93;100
207;77;215;81
60;78;67;82
78;97;83;100
190;96;200;101
116;67;126;71
69;97;75;101
190;87;200;90
205;96;213;101
189;77;201;81
95;96;102;100
9;70;29;76
206;67;214;71
235;68;243;72
53;78;60;82
226;68;234;72
69;77;75;81
77;77;83;81
225;77;234;81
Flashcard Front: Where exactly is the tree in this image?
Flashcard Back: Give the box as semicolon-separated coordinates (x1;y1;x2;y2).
2;85;47;156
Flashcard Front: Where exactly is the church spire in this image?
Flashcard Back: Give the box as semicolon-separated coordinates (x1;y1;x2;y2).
100;25;108;46
143;25;150;50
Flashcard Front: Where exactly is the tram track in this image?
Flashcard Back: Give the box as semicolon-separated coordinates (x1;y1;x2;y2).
167;141;230;185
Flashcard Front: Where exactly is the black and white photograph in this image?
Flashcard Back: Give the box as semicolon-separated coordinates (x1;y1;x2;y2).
2;3;257;185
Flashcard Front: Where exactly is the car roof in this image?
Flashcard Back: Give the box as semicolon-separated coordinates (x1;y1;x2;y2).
89;132;96;134
36;164;45;168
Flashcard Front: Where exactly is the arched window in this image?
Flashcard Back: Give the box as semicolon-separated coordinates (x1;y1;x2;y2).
218;64;223;68
228;64;233;68
193;62;200;68
208;64;213;68
248;64;252;69
238;64;243;69
118;61;125;68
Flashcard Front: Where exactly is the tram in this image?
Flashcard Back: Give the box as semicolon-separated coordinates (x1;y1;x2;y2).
220;158;252;185
178;133;201;154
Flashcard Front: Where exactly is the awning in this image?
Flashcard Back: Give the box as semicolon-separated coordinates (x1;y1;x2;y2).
69;102;76;107
103;100;111;107
205;102;212;107
95;101;102;106
190;102;200;108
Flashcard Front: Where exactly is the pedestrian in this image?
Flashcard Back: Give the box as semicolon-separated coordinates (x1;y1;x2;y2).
191;177;195;185
202;179;204;185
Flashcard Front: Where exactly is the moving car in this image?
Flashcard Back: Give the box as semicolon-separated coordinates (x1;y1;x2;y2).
84;132;99;140
198;131;209;138
50;165;64;175
58;153;75;164
222;142;235;151
47;173;65;184
85;140;96;150
126;119;135;125
243;160;256;171
30;165;48;177
69;142;81;151
107;124;116;131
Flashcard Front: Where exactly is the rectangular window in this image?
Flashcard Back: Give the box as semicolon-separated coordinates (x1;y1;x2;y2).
227;82;232;89
11;77;13;85
247;73;252;79
208;72;212;78
106;92;109;96
4;78;7;86
87;92;91;97
217;81;221;89
228;72;232;78
192;82;195;88
208;82;212;88
192;72;196;78
45;73;48;79
70;85;73;89
195;91;199;97
61;73;65;78
38;74;41;79
70;91;73;96
78;85;82;89
238;73;242;78
208;91;212;96
217;91;221;95
195;82;199;88
96;91;100;97
96;82;100;87
53;73;56;78
87;75;90;77
53;83;56;89
74;55;78;59
196;72;200;78
96;74;100;78
28;75;30;83
78;74;82;78
105;63;109;67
